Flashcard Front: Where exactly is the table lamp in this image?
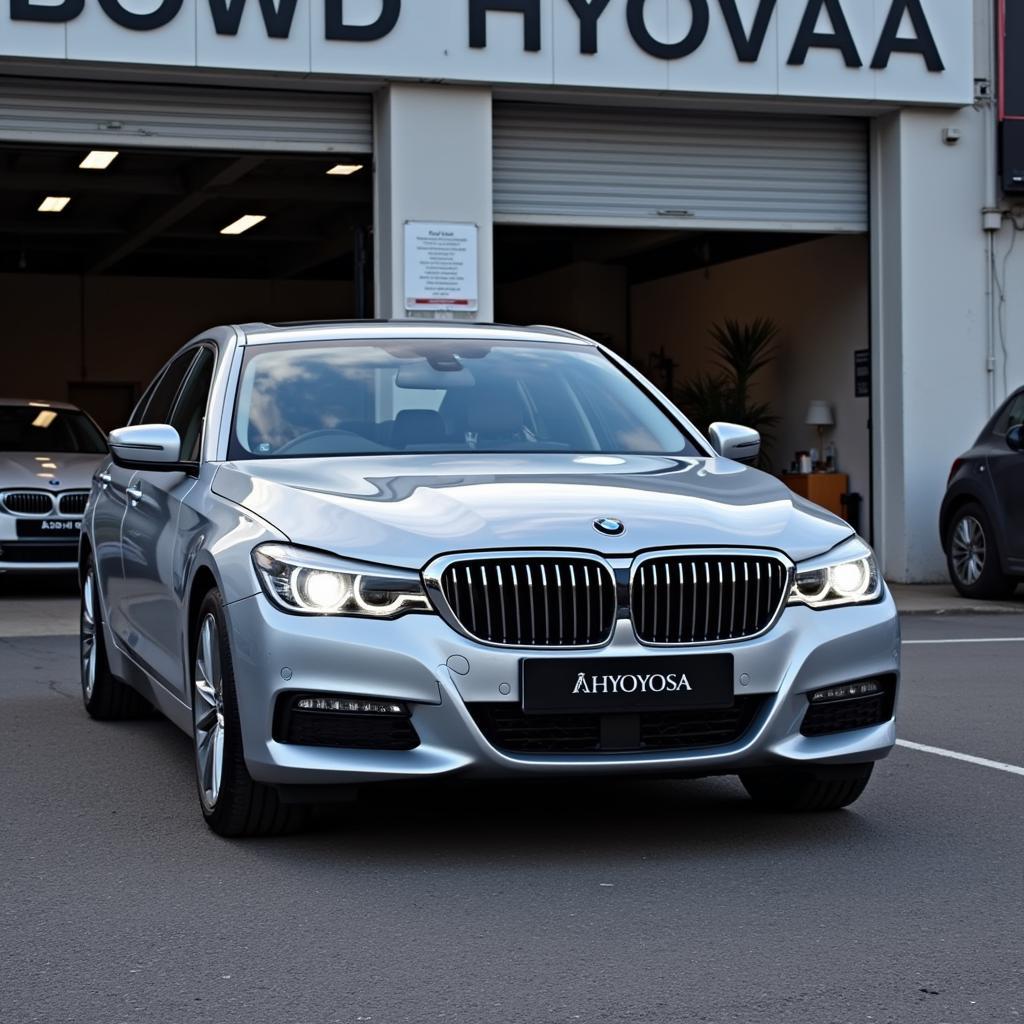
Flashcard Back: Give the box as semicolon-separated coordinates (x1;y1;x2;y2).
805;400;834;463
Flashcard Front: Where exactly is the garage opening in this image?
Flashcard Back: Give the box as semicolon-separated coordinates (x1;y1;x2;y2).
0;78;373;430
493;101;871;533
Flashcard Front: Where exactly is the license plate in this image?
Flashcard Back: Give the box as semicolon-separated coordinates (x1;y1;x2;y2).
16;519;81;539
521;654;734;714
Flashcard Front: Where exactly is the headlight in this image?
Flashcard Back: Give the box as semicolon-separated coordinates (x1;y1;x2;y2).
788;539;882;609
252;544;433;618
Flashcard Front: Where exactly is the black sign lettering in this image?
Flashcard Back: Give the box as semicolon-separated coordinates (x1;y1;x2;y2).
469;0;541;52
325;0;400;42
627;0;709;60
788;0;862;68
871;0;943;72
718;0;776;63
565;0;612;55
98;0;181;30
10;0;82;21
209;0;298;38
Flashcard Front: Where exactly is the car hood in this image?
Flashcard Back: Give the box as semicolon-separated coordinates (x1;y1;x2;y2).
0;451;104;491
212;454;854;570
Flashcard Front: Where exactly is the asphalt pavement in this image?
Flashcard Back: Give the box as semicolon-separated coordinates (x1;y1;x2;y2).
1;587;1021;1024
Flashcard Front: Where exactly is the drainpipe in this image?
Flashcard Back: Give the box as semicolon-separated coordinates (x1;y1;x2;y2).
983;109;1001;416
982;3;1002;415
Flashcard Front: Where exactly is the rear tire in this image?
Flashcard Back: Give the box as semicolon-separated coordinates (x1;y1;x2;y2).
192;589;307;838
740;763;874;812
80;556;151;720
945;502;1017;599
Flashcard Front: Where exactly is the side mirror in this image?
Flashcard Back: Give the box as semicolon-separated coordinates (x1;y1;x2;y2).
709;422;761;463
108;424;185;471
1008;424;1024;453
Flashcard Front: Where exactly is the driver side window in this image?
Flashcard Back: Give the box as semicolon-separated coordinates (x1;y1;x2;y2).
169;348;216;462
1002;394;1024;435
135;350;198;427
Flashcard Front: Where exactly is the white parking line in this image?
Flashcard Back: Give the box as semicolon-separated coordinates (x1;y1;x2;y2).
896;739;1024;776
901;637;1024;645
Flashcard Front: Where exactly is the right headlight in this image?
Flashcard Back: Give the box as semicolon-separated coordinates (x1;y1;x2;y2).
788;538;882;609
252;543;433;619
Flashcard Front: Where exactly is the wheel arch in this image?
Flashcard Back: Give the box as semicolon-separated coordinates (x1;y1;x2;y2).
77;534;93;588
940;490;989;551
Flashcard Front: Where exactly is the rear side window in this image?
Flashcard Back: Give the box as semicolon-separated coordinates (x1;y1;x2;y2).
137;350;198;425
169;348;216;462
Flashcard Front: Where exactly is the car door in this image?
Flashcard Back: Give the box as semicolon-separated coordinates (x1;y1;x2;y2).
119;346;216;696
988;391;1024;564
90;360;185;639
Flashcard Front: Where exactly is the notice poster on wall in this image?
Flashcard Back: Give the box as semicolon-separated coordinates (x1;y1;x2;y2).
404;222;478;313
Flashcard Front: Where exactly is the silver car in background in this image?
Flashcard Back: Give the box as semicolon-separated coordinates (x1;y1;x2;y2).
0;399;107;573
79;322;900;837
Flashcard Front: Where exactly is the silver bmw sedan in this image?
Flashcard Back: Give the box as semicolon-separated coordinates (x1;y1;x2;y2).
79;321;899;837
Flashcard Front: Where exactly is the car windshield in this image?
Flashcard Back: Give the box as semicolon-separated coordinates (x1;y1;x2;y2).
231;339;698;459
0;406;107;454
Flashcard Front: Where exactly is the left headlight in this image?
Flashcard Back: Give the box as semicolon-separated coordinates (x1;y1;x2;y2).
252;543;433;618
788;538;882;609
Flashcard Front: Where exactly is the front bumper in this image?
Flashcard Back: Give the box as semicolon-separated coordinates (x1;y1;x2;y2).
226;587;901;787
0;533;79;572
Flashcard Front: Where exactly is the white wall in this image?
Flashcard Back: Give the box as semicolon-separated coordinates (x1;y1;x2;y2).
374;84;494;321
871;101;1024;583
631;236;871;512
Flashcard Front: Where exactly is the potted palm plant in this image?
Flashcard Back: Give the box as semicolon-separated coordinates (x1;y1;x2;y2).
674;317;781;467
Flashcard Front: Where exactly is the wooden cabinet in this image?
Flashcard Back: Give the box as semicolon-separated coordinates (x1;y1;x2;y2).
780;473;849;520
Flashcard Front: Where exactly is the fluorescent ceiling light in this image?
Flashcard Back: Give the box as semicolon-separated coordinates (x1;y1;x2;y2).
220;214;266;236
79;150;119;170
326;163;364;176
38;196;71;213
32;411;57;428
28;402;50;408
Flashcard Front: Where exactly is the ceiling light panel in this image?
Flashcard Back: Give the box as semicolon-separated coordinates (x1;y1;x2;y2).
326;164;364;176
38;196;71;213
220;214;267;236
80;150;119;170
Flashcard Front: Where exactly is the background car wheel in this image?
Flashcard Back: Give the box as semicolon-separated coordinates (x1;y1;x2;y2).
739;763;874;812
946;502;1017;599
192;589;306;838
80;556;151;720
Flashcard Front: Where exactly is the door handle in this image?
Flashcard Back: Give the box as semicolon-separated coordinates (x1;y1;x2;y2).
126;485;144;503
98;471;112;489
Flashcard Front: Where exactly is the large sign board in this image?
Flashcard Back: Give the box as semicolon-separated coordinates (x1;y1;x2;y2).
0;0;972;106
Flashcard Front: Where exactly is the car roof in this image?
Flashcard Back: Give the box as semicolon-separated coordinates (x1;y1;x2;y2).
237;319;596;347
0;398;81;411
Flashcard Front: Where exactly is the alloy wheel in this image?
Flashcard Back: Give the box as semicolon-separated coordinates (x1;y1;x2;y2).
80;569;97;700
951;514;986;586
193;613;226;812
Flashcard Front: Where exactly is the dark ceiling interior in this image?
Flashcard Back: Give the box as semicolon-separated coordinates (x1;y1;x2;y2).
0;144;373;280
0;142;821;288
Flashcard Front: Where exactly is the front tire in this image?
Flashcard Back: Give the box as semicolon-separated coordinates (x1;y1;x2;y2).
946;502;1017;599
740;763;874;812
191;589;305;838
80;557;150;720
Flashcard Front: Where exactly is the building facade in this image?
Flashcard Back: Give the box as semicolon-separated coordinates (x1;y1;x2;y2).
0;0;1021;581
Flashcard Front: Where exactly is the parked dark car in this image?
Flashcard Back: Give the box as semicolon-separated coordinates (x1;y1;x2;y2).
940;387;1024;598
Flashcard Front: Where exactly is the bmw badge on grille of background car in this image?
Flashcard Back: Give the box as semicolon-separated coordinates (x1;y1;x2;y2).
594;517;625;536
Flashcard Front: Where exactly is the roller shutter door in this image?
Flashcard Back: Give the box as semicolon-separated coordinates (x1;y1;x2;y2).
0;77;372;154
493;102;868;233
